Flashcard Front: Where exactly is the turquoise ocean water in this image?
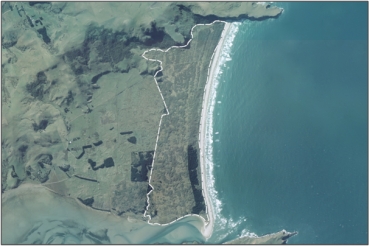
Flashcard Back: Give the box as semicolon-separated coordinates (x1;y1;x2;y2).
207;2;368;244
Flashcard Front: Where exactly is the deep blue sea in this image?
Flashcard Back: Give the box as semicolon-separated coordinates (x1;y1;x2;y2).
208;2;368;244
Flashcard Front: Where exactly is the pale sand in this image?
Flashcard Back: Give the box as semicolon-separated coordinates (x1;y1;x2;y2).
199;22;232;239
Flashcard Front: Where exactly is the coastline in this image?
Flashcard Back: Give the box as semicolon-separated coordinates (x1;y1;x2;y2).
141;20;232;239
198;21;232;239
2;2;291;243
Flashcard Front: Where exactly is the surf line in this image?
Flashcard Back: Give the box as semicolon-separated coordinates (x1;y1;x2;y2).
141;20;229;238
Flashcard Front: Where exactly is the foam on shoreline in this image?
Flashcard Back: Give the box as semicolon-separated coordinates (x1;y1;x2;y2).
203;16;292;244
141;20;233;240
198;21;234;240
202;22;243;241
141;19;257;242
140;19;262;242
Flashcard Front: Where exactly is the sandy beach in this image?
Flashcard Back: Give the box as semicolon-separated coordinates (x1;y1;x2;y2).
199;21;232;239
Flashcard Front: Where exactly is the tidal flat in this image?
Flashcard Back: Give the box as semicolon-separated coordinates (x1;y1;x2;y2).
2;184;205;244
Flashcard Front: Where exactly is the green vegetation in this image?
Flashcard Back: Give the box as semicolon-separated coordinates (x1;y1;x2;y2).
145;23;224;223
2;1;282;223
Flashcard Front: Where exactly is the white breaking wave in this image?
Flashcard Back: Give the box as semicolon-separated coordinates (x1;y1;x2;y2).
241;229;259;238
204;22;251;242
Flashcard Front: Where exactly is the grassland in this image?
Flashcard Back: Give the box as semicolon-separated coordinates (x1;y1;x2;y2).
144;22;225;223
1;1;282;225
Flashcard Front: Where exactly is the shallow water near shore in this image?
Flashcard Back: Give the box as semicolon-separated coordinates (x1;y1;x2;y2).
2;185;206;244
209;2;368;244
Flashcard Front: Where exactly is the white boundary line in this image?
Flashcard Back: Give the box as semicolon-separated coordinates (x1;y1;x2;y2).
141;20;228;238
